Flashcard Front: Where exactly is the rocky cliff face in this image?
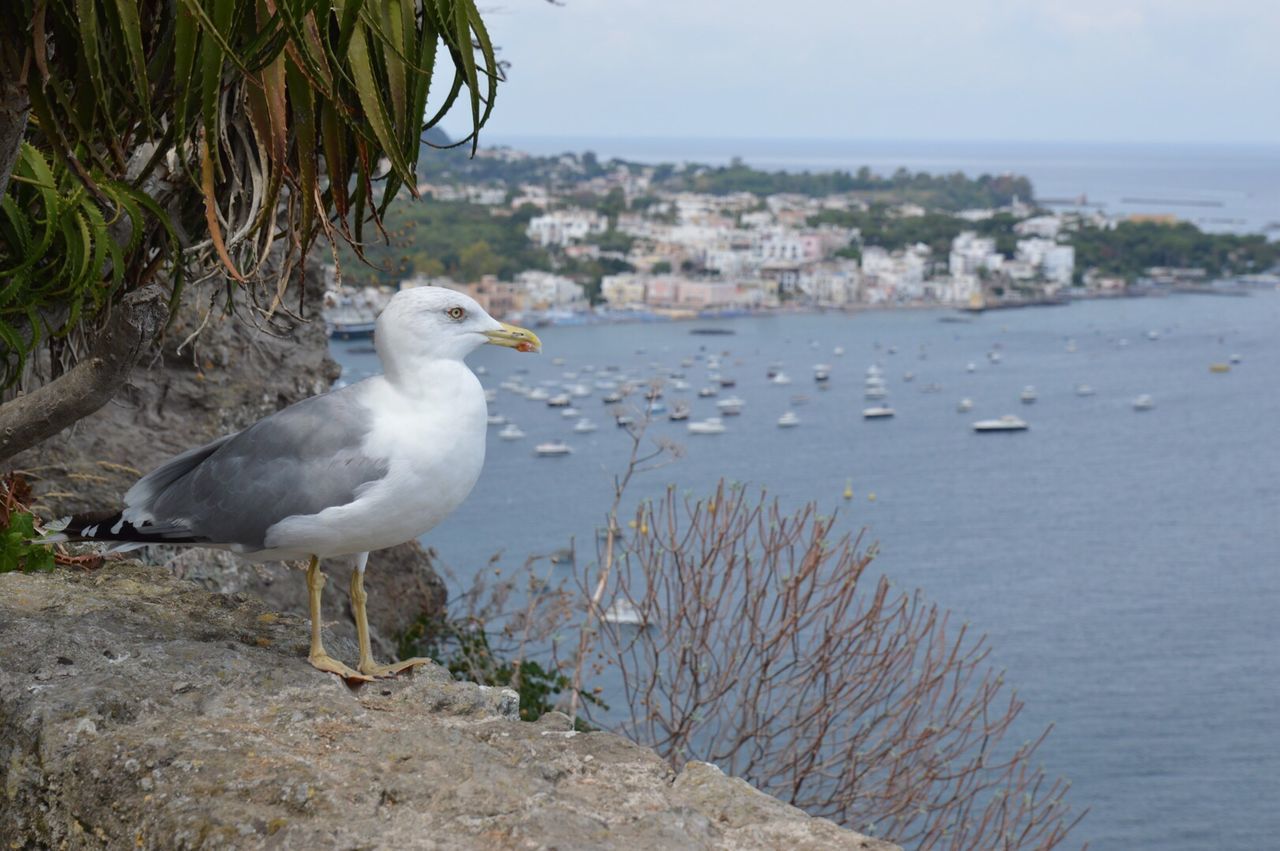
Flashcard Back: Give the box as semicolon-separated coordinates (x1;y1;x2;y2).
0;564;896;850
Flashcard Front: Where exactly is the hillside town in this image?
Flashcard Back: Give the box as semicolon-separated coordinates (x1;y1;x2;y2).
325;147;1276;328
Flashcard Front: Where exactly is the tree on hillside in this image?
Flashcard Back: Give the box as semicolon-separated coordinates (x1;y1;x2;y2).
0;0;500;463
458;239;498;281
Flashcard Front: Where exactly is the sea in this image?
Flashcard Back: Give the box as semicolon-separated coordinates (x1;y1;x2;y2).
331;289;1280;850
489;135;1280;237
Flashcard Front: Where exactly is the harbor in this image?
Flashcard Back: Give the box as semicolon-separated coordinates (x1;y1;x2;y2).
333;288;1280;850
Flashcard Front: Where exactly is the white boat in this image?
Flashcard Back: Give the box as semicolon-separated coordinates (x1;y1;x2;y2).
863;406;895;419
1229;353;1242;364
668;402;691;421
777;411;800;428
568;383;592;398
1020;386;1037;404
671;379;691;391
988;351;1003;364
602;599;646;627
1065;340;1078;353
1075;384;1096;397
716;397;745;415
487;414;506;426
966;362;977;373
973;415;1029;432
864;386;888;400
1147;330;1160;341
866;364;883;377
560;407;580;418
615;414;636;427
957;398;974;413
527;388;550;401
572;418;598;433
484;389;497;403
547;393;572;408
1133;394;1155;411
687;417;727;435
813;364;831;382
697;386;718;398
498;424;525;440
535;441;572;456
771;372;793;385
902;371;915;382
833;346;845;356
602;391;623;404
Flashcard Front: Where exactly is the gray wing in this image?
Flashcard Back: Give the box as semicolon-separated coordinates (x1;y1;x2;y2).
128;383;389;550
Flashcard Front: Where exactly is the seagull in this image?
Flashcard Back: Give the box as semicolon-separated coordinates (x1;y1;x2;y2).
47;286;541;682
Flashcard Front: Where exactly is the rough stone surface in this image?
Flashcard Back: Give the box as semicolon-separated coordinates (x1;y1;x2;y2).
0;564;897;850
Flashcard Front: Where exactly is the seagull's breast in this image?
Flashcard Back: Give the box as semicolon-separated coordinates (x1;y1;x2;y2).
263;364;489;557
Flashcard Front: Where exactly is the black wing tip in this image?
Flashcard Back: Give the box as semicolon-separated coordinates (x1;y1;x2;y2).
62;512;205;545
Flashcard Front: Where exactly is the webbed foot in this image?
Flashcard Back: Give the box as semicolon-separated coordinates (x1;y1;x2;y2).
358;656;433;678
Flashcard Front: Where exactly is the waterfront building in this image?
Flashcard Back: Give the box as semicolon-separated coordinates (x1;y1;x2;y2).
601;273;650;307
515;270;587;310
1016;238;1076;285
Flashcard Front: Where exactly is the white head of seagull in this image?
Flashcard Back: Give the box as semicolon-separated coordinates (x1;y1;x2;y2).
375;286;540;384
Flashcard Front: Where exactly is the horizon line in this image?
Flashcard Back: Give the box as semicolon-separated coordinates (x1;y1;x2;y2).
470;132;1280;150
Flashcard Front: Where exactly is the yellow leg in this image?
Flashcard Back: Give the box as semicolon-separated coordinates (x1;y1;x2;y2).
350;564;432;678
306;555;372;683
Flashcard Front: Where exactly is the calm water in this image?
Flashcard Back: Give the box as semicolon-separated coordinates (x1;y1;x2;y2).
492;135;1280;236
333;292;1280;849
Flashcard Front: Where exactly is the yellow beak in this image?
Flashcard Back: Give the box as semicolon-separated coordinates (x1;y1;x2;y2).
483;321;542;353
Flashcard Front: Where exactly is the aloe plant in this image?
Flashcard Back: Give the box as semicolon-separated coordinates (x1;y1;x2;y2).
0;0;499;454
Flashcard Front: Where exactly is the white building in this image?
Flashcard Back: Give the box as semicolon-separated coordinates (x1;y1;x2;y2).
1015;215;1064;239
950;232;1003;277
862;245;930;302
526;209;608;247
515;270;586;309
1016;238;1075;285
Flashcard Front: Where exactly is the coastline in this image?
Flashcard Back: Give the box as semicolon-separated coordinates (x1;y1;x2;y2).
504;281;1269;331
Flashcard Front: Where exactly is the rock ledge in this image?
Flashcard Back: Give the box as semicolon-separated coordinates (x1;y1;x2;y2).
0;564;895;850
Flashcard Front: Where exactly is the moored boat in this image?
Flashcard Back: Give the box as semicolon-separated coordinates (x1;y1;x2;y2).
534;441;572;456
687;417;727;435
973;415;1028;432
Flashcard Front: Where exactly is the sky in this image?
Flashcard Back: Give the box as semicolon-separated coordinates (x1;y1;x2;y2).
446;0;1280;145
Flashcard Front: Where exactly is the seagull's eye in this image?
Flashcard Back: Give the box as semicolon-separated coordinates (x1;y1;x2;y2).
446;306;466;321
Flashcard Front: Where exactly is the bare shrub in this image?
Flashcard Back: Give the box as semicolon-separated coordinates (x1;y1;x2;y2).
573;479;1084;849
